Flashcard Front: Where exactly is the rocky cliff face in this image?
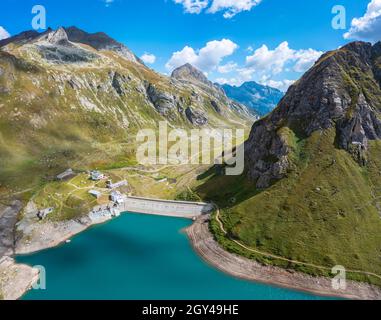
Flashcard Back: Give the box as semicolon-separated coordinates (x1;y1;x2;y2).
245;41;381;188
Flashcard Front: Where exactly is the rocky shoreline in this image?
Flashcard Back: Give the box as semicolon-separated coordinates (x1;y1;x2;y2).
15;201;119;255
185;215;381;300
2;205;381;300
0;201;116;299
0;256;39;300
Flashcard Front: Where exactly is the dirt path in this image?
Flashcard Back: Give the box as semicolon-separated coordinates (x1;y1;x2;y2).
215;207;381;282
186;215;381;300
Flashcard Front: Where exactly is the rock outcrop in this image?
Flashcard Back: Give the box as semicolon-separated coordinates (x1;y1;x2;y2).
185;107;208;126
36;28;98;64
64;26;139;63
47;27;71;46
110;71;130;96
245;41;381;188
146;83;177;115
0;201;22;258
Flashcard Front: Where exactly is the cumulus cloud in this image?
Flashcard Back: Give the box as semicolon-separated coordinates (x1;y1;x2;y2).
246;42;294;75
104;0;114;7
173;0;209;14
0;26;10;40
245;41;322;75
172;0;261;18
141;53;156;64
214;42;321;92
215;77;241;86
344;0;381;42
217;61;238;73
208;0;262;19
216;76;294;91
293;48;324;72
259;77;295;92
165;39;238;71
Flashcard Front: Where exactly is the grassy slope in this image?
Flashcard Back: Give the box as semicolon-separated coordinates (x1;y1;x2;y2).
197;128;381;286
0;47;251;202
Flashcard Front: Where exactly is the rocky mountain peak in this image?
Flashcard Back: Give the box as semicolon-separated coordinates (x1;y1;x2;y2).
46;27;70;46
245;40;381;189
341;41;373;60
171;63;210;85
64;26;139;63
0;26;139;64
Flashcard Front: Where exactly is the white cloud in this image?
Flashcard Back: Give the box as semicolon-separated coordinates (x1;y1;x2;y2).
213;42;321;92
0;26;10;40
173;0;209;14
141;53;156;64
172;0;261;18
217;61;238;73
166;46;198;70
293;48;324;72
344;0;381;42
259;77;295;92
104;0;114;7
208;0;262;19
245;41;322;75
216;76;294;91
216;77;241;86
166;39;238;71
246;42;294;75
246;45;254;52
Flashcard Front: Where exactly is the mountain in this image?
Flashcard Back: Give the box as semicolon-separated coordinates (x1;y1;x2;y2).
245;41;381;188
198;41;381;286
171;64;256;120
171;63;212;86
0;27;254;194
221;81;284;116
63;26;140;63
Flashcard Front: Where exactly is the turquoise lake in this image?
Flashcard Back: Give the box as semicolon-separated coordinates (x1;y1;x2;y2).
17;213;327;300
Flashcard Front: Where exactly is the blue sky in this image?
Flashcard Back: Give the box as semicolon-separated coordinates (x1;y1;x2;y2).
0;0;380;90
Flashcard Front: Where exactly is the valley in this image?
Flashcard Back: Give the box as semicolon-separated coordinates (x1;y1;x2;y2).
0;25;381;301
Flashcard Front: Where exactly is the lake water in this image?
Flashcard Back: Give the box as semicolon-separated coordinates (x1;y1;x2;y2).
17;213;327;300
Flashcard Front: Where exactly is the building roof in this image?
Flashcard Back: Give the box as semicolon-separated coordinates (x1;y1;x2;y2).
57;168;74;179
89;190;102;196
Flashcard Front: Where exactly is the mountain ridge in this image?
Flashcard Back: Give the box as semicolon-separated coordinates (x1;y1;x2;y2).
197;40;381;287
222;81;284;116
245;40;381;188
0;26;254;194
0;26;140;63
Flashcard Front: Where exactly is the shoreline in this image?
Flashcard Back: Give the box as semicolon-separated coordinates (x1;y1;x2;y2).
3;207;381;300
15;214;113;256
0;203;117;300
185;215;381;300
0;257;40;300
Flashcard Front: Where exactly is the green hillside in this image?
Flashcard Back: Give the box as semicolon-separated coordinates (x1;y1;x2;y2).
0;28;252;199
196;41;381;286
